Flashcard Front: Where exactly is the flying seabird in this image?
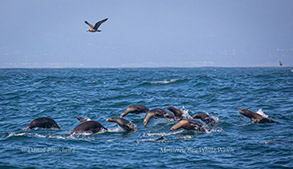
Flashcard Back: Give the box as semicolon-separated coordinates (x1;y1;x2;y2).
85;18;108;32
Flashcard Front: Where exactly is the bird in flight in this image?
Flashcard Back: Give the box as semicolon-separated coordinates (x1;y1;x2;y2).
85;18;108;32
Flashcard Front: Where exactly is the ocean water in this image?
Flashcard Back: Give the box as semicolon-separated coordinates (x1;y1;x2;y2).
0;67;292;168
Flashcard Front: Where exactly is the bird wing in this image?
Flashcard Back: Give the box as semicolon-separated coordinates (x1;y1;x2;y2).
85;21;94;29
93;18;108;30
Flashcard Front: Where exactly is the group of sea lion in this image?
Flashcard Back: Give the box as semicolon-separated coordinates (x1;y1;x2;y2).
25;105;276;135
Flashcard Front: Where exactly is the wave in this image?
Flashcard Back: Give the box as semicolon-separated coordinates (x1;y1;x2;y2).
6;127;134;141
174;135;193;140
136;137;169;143
7;132;89;140
7;132;28;137
106;139;117;142
136;78;190;87
136;134;194;143
142;130;184;137
6;132;104;141
70;128;108;136
205;127;224;133
149;79;180;85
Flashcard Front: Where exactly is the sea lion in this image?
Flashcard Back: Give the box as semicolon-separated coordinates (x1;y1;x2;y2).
238;109;275;123
164;113;175;118
143;108;174;126
71;121;107;134
106;117;137;131
166;106;184;119
192;113;216;125
170;120;207;132
26;117;60;130
120;104;149;118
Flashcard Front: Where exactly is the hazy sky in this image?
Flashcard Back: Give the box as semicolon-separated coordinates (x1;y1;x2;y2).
0;0;292;68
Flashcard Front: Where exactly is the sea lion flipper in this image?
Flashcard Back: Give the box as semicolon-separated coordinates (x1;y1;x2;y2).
143;113;153;126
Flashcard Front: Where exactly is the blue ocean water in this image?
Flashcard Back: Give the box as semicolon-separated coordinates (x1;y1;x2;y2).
0;67;292;168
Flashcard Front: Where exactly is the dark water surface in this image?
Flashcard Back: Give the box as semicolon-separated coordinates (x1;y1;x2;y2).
0;68;292;168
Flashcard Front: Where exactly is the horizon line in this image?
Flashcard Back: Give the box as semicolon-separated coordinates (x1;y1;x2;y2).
0;65;292;69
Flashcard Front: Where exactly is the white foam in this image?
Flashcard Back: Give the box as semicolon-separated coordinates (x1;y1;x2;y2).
136;137;169;143
8;132;27;137
176;135;192;140
7;132;101;141
76;117;92;122
142;130;183;137
8;132;68;140
33;81;41;85
180;106;193;119
205;127;223;134
66;135;96;141
34;133;47;138
8;132;49;138
106;139;116;142
70;128;108;136
85;118;92;121
256;109;268;118
79;117;91;121
107;127;123;132
150;79;179;85
71;132;93;136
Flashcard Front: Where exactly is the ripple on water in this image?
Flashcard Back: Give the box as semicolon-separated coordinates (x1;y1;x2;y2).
0;68;292;168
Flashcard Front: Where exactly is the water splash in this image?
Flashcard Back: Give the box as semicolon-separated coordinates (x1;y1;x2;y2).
180;106;193;119
84;117;92;121
70;128;108;136
107;127;124;132
256;109;268;118
206;112;220;124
